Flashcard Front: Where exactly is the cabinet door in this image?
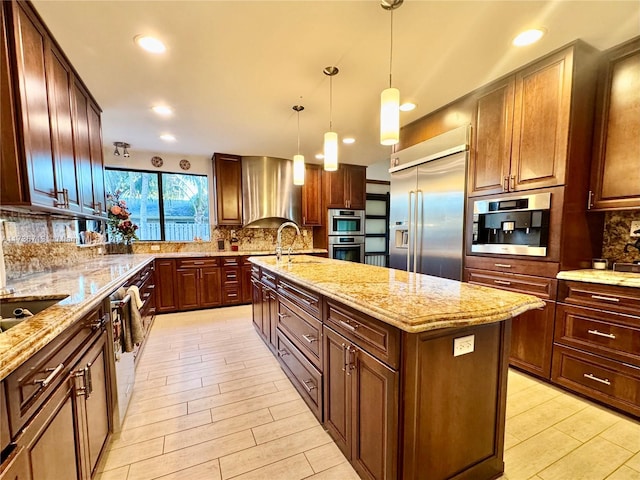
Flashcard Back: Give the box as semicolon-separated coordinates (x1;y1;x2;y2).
302;164;323;226
0;447;32;480
213;153;242;225
590;38;640;210
47;44;81;213
346;165;367;210
200;267;222;308
351;346;398;480
325;166;347;209
268;289;278;348
11;2;57;207
88;101;106;217
468;77;515;197
511;48;572;191
155;260;177;312
176;268;200;310
74;331;110;476
251;279;264;334
241;265;253;304
323;326;351;458
21;379;81;480
72;81;95;214
510;299;556;379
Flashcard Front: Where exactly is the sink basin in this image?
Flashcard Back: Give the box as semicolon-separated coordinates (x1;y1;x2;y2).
0;296;68;332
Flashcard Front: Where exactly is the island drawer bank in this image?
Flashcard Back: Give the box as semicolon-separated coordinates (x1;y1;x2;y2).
249;255;543;480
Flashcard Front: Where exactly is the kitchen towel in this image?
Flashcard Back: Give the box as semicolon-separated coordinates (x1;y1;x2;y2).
126;286;144;348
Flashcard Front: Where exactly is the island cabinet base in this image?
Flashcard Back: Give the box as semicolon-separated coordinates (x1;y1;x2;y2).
400;321;511;480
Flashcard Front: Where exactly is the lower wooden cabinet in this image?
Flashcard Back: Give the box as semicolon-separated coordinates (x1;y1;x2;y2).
176;259;222;310
323;326;399;480
0;446;31;480
155;259;177;313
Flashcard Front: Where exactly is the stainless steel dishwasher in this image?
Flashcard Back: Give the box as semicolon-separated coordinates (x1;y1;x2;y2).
110;292;135;430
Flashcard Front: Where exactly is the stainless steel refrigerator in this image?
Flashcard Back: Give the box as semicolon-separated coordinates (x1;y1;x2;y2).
388;126;469;281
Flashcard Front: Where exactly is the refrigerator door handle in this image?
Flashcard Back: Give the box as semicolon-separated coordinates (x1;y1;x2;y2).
407;190;415;272
415;189;422;274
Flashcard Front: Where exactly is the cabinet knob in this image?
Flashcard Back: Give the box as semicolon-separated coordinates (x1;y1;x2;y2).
503;176;509;192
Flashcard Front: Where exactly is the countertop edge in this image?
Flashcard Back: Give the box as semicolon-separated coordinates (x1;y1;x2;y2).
557;269;640;288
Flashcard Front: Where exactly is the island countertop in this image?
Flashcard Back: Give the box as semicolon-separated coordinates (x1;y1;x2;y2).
249;255;545;334
557;269;640;288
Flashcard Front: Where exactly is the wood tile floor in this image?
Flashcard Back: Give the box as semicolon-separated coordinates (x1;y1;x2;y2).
96;305;640;480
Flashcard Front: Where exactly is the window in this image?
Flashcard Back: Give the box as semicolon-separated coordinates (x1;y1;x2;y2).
105;168;210;241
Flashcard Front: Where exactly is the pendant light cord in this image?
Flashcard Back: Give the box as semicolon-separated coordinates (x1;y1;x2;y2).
329;75;333;130
389;9;394;88
297;110;301;154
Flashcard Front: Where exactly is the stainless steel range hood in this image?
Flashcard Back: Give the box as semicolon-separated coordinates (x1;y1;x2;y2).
241;156;302;228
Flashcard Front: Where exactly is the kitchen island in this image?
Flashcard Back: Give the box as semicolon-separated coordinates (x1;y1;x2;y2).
249;255;544;480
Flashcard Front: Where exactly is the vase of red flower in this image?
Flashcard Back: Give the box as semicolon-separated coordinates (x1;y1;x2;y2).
107;191;139;252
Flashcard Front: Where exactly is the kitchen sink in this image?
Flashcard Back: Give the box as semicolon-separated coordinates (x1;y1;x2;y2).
0;296;68;332
286;257;325;264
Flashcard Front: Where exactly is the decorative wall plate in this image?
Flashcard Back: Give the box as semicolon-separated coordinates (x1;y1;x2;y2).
151;156;163;167
179;159;191;170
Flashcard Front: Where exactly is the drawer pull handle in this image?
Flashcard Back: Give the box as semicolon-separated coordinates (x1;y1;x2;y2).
192;261;205;265
494;263;512;268
338;320;358;332
34;363;64;388
277;312;288;319
583;373;611;386
342;343;347;372
302;379;317;393
587;329;616;340
302;334;317;343
277;349;290;357
591;295;620;303
494;280;512;286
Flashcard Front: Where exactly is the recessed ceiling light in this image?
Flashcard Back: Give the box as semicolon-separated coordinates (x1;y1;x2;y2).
160;134;176;142
152;105;173;116
315;153;324;160
342;137;355;144
400;102;416;112
512;28;546;47
135;35;166;54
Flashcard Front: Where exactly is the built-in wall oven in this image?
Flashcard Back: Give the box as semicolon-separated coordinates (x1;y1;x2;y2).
329;235;365;263
328;209;365;236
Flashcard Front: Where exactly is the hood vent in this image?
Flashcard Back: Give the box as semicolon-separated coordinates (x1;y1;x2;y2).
241;156;302;228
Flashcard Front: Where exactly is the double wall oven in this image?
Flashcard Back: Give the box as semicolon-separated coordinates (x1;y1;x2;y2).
328;209;365;263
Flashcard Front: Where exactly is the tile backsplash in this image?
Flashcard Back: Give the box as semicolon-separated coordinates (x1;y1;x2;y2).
601;210;640;264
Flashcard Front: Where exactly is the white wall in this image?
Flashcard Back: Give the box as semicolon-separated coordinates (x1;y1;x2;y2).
366;160;391;182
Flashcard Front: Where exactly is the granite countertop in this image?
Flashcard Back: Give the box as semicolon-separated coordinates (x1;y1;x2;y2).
150;248;327;258
557;269;640;288
0;255;154;380
250;255;545;334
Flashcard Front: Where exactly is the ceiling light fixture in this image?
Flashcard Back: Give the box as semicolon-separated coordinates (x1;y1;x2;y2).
512;28;546;47
343;137;355;144
292;105;305;186
323;66;339;172
160;134;176;142
152;105;173;116
399;102;416;112
134;35;166;54
113;141;130;157
315;153;324;160
380;0;403;146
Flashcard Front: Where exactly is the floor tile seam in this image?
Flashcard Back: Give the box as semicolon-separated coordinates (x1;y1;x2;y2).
301;448;346;475
187;386;285;414
218;377;289;395
161;422;259;454
624;462;640;474
250;422;322;446
507;393;589;432
131;381;206;402
120;405;189;431
109;411;214;450
128;387;221;414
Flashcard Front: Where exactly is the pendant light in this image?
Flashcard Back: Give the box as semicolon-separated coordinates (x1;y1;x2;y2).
380;0;403;146
323;66;339;171
292;105;305;185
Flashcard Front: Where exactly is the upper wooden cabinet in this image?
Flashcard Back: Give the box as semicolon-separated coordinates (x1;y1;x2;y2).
0;1;106;218
589;36;640;210
302;163;322;226
325;164;366;210
469;42;599;197
212;152;243;225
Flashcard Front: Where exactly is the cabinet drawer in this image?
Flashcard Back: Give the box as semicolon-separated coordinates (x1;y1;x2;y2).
251;265;260;279
176;258;218;269
5;309;103;437
277;278;321;319
325;300;400;369
551;345;640;417
223;267;241;284
559;281;640;316
223;286;242;305
466;268;557;300
261;270;277;289
555;304;640;366
276;330;322;421
222;256;240;267
465;255;559;278
277;298;322;369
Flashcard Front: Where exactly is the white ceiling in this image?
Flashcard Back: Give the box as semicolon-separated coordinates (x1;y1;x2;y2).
32;1;640;167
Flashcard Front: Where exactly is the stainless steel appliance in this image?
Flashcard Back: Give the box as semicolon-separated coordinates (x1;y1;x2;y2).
388;126;469;280
328;209;365;236
329;235;365;263
110;292;135;430
471;192;551;256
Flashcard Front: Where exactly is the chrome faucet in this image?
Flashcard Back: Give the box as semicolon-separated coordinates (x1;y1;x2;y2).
276;221;301;263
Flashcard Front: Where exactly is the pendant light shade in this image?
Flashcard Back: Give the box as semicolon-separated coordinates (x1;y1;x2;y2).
323;66;339;171
292;105;305;185
380;87;400;146
380;0;403;146
323;132;338;171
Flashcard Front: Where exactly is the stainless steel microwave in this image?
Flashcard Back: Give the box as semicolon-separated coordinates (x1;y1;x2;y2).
328;209;365;236
471;192;551;256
